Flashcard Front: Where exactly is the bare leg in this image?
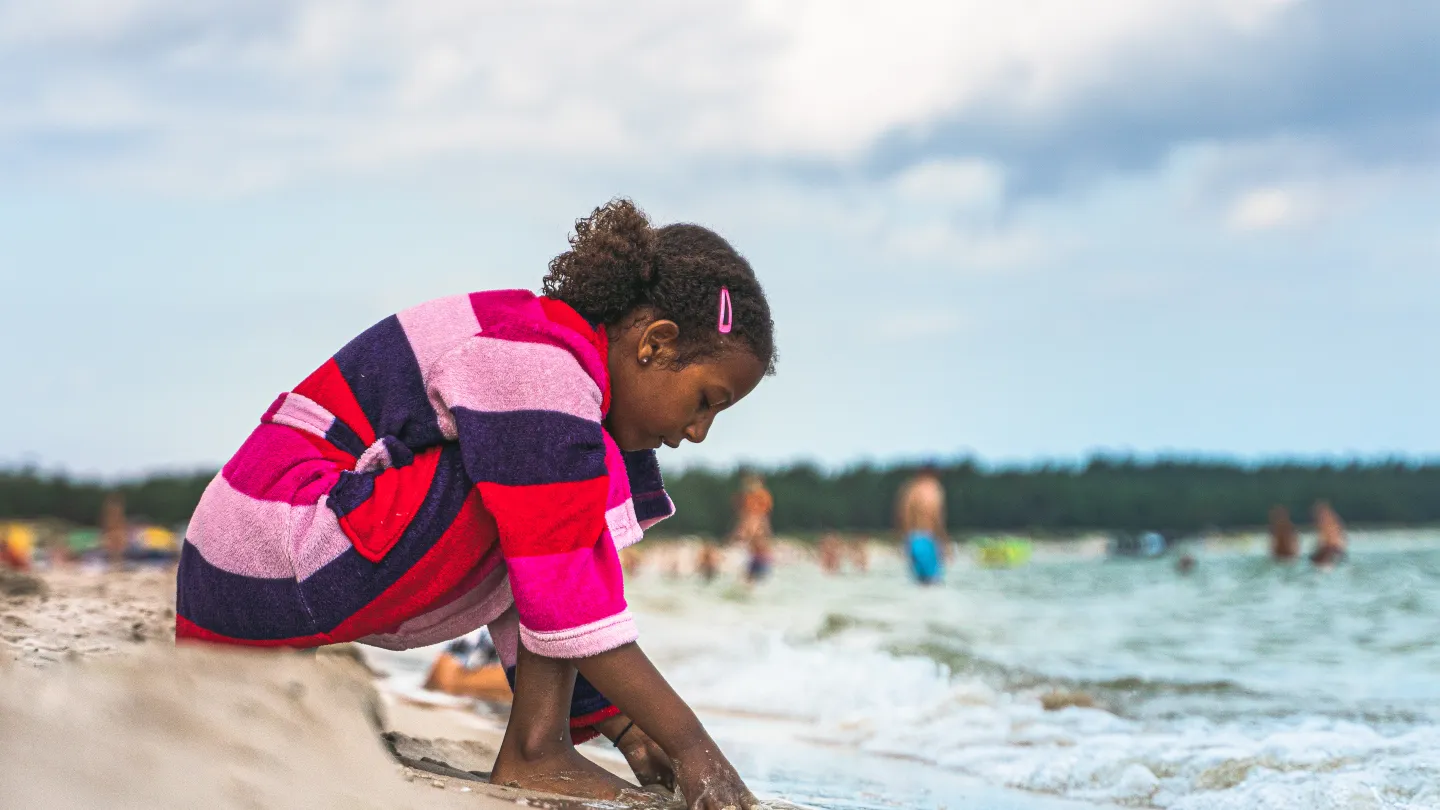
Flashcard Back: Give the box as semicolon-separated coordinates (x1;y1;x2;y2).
489;644;634;798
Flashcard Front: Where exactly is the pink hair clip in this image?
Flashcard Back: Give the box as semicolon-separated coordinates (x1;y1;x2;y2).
717;287;733;334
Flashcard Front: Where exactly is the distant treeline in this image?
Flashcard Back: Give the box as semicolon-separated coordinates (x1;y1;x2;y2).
3;458;1439;536
0;469;213;527
661;458;1440;537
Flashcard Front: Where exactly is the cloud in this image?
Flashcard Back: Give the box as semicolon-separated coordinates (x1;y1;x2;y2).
3;0;1436;198
1228;187;1309;230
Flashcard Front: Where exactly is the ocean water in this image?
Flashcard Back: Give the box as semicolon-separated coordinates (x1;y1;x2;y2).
626;532;1440;809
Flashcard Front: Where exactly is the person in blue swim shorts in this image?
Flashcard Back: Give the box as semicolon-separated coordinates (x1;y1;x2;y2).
896;466;947;585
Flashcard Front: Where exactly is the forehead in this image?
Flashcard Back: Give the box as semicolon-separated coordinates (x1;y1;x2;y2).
693;350;766;396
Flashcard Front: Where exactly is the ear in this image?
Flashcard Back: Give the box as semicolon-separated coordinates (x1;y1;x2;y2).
637;319;680;366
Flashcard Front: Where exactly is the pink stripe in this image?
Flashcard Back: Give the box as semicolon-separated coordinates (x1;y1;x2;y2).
290;496;357;581
431;336;602;422
266;392;337;441
505;544;627;633
606;501;643;550
468;290;608;394
398;295;483;440
222;423;342;505
489;607;520;669
186;474;297;579
398;294;483;374
520;612;638;659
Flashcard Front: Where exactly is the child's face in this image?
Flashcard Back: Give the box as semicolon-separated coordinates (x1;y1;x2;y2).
605;318;766;452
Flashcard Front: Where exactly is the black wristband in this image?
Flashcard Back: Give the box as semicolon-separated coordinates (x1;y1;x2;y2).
611;720;636;748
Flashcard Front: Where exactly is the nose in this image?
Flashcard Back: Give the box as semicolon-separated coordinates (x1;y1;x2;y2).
684;416;713;444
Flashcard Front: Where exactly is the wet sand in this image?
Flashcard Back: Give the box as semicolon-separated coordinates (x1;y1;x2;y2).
0;566;674;810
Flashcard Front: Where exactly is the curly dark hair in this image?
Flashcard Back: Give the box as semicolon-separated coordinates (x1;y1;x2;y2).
541;198;776;373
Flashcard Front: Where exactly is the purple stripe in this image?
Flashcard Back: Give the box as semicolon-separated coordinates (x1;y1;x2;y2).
324;419;367;458
177;444;473;641
454;408;606;486
622;450;673;522
333;314;443;450
176;541;316;639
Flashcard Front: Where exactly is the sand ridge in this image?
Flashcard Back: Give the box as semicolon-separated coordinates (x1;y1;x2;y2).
0;567;676;809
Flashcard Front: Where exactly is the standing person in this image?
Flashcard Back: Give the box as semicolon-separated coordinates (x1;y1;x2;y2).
173;199;775;808
1311;500;1348;568
896;466;947;585
732;474;774;584
1269;505;1300;561
100;493;128;568
696;541;722;583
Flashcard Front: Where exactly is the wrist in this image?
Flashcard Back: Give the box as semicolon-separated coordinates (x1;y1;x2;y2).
593;712;632;742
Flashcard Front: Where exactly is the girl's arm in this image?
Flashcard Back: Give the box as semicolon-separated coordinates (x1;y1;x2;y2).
574;642;756;810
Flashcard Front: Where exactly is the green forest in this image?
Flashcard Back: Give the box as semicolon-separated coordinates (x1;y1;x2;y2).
3;457;1438;537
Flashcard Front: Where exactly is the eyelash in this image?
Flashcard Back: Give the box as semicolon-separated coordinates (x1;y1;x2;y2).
699;395;710;411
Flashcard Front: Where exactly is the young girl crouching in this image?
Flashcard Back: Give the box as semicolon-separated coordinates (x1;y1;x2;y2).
175;199;775;809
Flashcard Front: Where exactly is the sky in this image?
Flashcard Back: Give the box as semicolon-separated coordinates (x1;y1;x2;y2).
2;0;1438;477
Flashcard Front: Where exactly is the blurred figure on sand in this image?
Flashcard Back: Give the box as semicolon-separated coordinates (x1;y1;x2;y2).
100;494;127;568
817;533;843;574
733;474;774;584
1269;505;1300;561
896;466;946;585
424;628;512;703
1311;500;1348;569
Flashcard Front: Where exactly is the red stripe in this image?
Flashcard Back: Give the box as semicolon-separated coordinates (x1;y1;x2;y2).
325;489;499;642
338;446;443;563
293;357;376;447
478;478;609;557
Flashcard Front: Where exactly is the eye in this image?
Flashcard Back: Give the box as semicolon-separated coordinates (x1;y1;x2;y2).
699;394;710;412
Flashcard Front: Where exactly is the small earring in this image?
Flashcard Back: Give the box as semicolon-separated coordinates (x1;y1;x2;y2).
641;357;650;365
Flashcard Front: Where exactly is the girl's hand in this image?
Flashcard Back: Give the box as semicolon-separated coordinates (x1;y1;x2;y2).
672;743;759;810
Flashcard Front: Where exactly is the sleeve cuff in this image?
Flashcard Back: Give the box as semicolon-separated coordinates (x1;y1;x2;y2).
519;611;638;658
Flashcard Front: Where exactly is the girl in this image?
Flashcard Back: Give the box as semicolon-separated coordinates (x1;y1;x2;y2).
175;199;774;809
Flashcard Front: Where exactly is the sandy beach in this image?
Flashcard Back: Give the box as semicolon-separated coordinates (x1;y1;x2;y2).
0;565;673;810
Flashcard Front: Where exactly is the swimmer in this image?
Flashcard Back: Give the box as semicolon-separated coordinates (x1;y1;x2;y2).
696;541;721;583
1311;500;1348;569
1269;505;1300;561
896;465;947;585
1175;553;1197;575
174;200;774;808
817;533;843;574
850;536;869;574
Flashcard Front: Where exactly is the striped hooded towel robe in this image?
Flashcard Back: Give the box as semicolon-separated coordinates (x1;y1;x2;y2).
176;290;675;731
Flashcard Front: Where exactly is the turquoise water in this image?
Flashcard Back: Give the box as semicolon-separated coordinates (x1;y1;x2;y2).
629;532;1440;809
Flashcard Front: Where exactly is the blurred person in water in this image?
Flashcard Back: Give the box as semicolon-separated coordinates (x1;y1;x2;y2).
1269;505;1301;561
696;541;721;583
896;466;947;585
732;473;774;583
817;532;843;574
1311;500;1348;568
172;199;774;809
850;537;869;574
